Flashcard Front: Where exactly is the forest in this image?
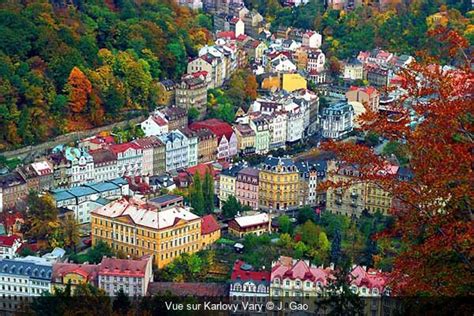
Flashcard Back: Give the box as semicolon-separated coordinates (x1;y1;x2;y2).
0;0;212;150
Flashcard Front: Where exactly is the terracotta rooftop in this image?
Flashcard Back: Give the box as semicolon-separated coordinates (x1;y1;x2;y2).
201;215;220;235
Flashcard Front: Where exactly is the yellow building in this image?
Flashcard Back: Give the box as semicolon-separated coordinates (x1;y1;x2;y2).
201;215;221;249
261;73;281;91
282;73;307;92
293;47;309;70
259;157;300;211
326;160;395;217
91;197;208;269
52;263;98;293
219;164;245;207
233;124;256;155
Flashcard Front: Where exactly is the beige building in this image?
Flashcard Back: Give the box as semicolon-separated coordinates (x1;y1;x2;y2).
175;73;208;114
228;213;271;238
196;128;218;163
233;124;256;156
346;86;380;112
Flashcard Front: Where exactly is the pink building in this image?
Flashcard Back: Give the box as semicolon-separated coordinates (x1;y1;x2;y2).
235;167;260;210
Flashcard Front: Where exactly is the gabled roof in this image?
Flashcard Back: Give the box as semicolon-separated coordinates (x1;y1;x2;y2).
231;260;270;283
98;256;150;278
109;142;141;154
189;119;234;143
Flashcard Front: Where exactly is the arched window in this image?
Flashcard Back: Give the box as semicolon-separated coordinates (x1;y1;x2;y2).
351;285;358;294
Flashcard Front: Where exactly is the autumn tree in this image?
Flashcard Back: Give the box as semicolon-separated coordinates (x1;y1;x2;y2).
321;29;474;296
244;73;258;101
66;67;92;114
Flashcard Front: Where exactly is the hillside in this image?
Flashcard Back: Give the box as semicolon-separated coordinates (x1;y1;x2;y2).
0;0;212;150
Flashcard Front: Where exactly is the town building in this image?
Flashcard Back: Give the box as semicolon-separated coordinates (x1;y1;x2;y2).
187;55;224;89
97;256;153;296
259;157;300;212
189;119;238;161
270;54;297;73
0;256;52;311
320;102;354;140
52;262;98;292
233;124;256;156
90;149;118;183
270;256;332;297
110;143;143;177
157;79;176;107
346;86;380;113
325;160;366;217
228;213;271;238
219;163;245;207
229;260;271;313
158;130;189;172
282;73;307;92
91;197;206;268
52;179;128;224
201;215;221;249
302;30;322;49
133;136;163;176
195;128;218;163
177;0;203;10
249;116;270;154
175;73;208;114
235;167;259;210
0;172;28;212
140;115;169;137
0;235;22;260
366;65;390;87
179;128;198;168
148;194;184;210
242;10;264;38
268;112;287;150
295;161;318;207
50;146;95;188
307;49;325;73
343;57;364;80
17;161;54;193
158;106;188;131
259;73;281;91
243;39;267;62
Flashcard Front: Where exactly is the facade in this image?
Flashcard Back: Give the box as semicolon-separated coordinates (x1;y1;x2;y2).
52;262;98;292
0;257;52;311
307;49;325;73
320;102;354;140
108;143;143;177
343;57;364;80
133;136;164;177
17;161;54;193
233;124;256;156
195;128;218;163
295;161;318;207
249;116;270;154
187;56;224;89
230;260;271;314
0;172;28;212
97;256;153;296
302;31;322;49
91;198;206;268
159;107;188;131
228;213;271;238
90;149;118;183
0;236;22;260
268;112;287;150
270;256;332;297
259;157;300;211
152;140;166;175
180;128;198;168
175;73;208;113
201;215;221;249
235;167;259;210
286;109;305;143
366;66;390;87
219;164;245;207
159;130;190;172
189;119;238;160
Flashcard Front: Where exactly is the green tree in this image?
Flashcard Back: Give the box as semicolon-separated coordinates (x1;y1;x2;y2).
278;215;292;234
188;106;200;122
298;220;321;248
190;173;205;215
297;206;315;224
294;241;307;259
221;196;241;219
113;289;131;315
330;229;342;266
202;170;214;214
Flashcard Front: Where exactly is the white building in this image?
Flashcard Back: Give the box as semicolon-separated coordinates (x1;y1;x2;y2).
133;137;162;177
268;112;287;150
0;236;22;260
180;128;198;168
270;55;297;73
307;49;325;73
320;102;354;140
90;149;118;183
110;143;143;177
286;109;305;143
343;57;364;80
97;256;153;296
159;131;189;172
302;31;322;49
0;256;52;311
52;178;129;224
140;115;169;137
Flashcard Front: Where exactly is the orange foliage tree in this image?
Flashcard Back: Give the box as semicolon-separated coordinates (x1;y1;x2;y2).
321;29;473;296
66;67;92;114
245;73;258;101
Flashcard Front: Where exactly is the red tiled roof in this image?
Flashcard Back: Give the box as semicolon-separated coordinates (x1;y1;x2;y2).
52;263;98;282
98;257;149;278
0;235;21;247
231;260;270;282
186;163;217;179
152;115;168;127
109;142;141;154
201;215;220;235
217;31;236;40
350;266;388;291
189;119;234;143
349;85;378;96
